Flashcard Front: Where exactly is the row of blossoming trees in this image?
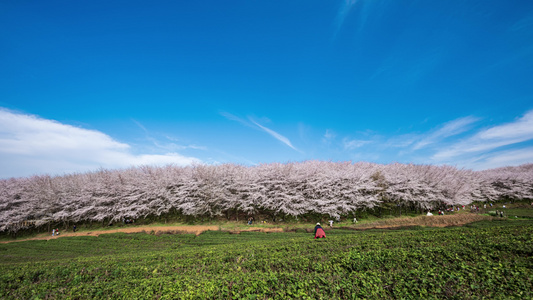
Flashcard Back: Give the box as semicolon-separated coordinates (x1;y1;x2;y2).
1;161;532;233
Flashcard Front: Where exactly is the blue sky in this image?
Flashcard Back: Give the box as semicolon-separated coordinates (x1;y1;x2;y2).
1;0;533;178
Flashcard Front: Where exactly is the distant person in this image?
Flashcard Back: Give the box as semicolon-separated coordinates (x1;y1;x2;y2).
314;223;326;239
52;229;55;236
328;220;333;228
56;229;60;236
353;217;358;223
73;225;77;232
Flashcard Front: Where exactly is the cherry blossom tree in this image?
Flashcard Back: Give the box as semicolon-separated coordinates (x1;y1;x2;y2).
1;161;532;234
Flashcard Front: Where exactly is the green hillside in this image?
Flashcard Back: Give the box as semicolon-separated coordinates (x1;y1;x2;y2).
1;220;532;299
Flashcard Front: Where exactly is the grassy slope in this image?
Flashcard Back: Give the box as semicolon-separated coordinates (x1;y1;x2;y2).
1;219;532;299
2;203;528;242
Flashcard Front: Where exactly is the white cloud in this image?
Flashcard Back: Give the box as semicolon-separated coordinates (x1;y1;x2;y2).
219;111;253;128
433;110;533;161
322;129;336;144
478;147;533;169
0;109;201;178
478;111;533;140
334;0;359;37
250;120;300;152
131;153;201;166
413;116;479;150
385;134;418;148
343;138;371;150
221;111;300;152
455;147;533;171
333;110;533;170
132;120;208;152
324;129;335;140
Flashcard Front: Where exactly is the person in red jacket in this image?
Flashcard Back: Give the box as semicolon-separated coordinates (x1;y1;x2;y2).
314;223;326;239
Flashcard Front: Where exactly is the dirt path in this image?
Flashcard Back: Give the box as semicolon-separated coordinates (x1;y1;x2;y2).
0;225;284;244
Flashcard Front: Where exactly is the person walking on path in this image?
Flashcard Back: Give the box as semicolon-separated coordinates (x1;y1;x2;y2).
52;229;55;236
73;225;77;232
314;223;326;239
328;220;333;228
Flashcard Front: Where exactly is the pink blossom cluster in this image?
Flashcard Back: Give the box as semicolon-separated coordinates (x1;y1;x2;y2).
1;161;532;233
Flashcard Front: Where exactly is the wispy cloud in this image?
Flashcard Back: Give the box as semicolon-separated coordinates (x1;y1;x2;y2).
132;119;149;133
219;112;254;129
334;0;359;38
0;109;201;178
331;111;533;170
132;119;207;152
384;134;418;148
322;129;336;145
343;138;372;150
510;12;533;32
221;111;300;152
413;116;479;150
250;120;299;152
433;110;533;161
473;147;533;170
164;135;207;151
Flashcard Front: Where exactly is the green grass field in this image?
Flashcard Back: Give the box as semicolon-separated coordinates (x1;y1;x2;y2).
503;208;533;218
1;219;532;299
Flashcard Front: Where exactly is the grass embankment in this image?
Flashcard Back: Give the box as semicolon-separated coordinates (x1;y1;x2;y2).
505;208;533;218
1;218;532;299
351;213;493;229
0;213;500;244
